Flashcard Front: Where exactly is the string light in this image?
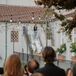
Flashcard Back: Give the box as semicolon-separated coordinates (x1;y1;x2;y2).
18;17;21;24
32;12;35;20
10;15;13;23
39;16;41;20
10;18;12;23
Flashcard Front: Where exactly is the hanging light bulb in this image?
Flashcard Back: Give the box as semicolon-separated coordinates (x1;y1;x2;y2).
10;15;13;23
32;12;35;20
19;21;21;24
18;17;21;24
39;16;41;20
10;18;12;23
32;17;34;20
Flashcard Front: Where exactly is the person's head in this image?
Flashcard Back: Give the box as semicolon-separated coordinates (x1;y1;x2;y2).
66;68;73;76
42;46;56;62
4;54;23;76
27;59;39;73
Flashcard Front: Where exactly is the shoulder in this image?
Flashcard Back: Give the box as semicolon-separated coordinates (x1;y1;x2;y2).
56;65;65;71
35;67;46;73
55;66;66;75
32;73;44;76
55;65;65;72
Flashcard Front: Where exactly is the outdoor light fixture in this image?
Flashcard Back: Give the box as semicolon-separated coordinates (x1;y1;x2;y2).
10;15;13;23
18;17;21;24
39;16;41;20
32;12;35;20
10;18;12;23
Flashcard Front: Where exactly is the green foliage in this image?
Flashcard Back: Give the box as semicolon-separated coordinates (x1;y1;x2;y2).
70;43;76;54
57;43;66;54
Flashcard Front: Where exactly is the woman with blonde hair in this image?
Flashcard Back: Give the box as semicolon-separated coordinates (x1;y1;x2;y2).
4;54;23;76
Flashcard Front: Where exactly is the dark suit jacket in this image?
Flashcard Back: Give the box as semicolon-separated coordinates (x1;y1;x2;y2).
35;63;66;76
0;67;4;74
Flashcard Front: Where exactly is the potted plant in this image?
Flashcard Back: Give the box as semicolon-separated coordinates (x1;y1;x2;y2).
70;42;76;63
57;43;66;61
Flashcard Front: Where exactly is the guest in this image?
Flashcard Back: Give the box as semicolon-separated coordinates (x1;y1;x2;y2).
32;46;66;76
24;59;39;76
4;54;23;76
66;68;73;76
72;63;76;76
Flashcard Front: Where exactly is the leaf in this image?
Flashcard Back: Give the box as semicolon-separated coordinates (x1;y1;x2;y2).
70;43;76;54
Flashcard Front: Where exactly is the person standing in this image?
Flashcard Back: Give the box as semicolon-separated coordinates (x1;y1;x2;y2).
72;63;76;76
24;59;39;76
3;54;23;76
32;46;66;76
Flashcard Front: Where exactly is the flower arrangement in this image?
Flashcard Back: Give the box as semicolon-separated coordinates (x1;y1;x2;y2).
57;43;66;55
70;42;76;55
70;42;76;63
56;43;66;61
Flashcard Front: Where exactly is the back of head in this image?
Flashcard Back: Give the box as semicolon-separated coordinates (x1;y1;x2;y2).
66;68;73;76
42;46;56;62
27;59;39;73
4;54;23;76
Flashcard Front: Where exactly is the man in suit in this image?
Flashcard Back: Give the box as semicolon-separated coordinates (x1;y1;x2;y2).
32;46;66;76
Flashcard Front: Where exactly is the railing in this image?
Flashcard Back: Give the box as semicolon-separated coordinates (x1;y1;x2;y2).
14;51;74;71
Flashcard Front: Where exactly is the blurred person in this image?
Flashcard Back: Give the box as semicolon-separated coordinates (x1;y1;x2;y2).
66;68;73;76
0;67;4;74
72;63;76;76
32;46;66;76
4;54;23;76
24;59;39;76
